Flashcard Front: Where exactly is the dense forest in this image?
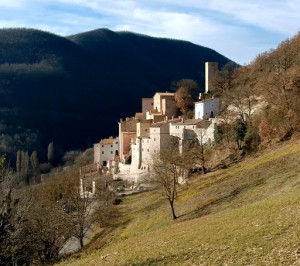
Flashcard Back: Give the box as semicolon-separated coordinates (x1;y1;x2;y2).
0;28;232;163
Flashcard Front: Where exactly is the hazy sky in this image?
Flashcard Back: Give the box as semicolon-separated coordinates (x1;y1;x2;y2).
0;0;299;64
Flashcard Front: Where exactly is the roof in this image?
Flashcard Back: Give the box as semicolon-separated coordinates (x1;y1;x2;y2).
172;118;203;125
100;137;118;145
151;118;181;128
138;119;152;124
171;119;212;129
194;97;220;104
119;118;138;132
153;92;175;97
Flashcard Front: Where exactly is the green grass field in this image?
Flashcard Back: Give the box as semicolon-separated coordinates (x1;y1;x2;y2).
60;141;300;265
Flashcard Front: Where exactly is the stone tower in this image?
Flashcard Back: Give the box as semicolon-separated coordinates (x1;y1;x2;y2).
205;62;218;93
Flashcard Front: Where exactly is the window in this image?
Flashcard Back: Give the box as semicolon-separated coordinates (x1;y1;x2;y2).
145;129;148;132
102;151;104;154
147;149;149;152
111;151;113;154
102;145;104;148
154;138;156;141
111;145;113;148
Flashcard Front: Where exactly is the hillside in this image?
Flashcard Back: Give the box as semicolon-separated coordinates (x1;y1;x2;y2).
0;28;232;161
60;141;300;265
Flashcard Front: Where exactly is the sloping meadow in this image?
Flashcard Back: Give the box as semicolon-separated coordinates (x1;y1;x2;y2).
61;141;300;265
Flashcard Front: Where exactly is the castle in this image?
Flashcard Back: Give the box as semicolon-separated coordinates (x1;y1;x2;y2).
93;62;220;182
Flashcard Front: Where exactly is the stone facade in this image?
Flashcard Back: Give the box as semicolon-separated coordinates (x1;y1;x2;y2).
205;62;218;93
118;117;138;162
153;92;178;118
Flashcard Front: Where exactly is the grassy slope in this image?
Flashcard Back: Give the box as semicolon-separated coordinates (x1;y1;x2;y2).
61;141;300;265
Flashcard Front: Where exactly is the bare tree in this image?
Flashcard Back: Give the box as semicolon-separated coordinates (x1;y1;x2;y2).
0;164;32;265
68;177;110;248
150;143;186;220
24;194;72;264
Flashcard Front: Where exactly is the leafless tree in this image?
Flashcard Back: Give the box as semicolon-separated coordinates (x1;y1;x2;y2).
24;195;72;264
0;164;32;265
150;143;187;220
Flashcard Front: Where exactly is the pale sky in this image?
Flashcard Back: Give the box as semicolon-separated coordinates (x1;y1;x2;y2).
0;0;299;65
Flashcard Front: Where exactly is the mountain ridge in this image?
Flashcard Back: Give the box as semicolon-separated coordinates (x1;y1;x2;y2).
0;27;233;161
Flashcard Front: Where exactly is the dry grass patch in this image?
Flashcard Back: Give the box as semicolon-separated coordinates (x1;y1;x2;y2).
59;142;300;265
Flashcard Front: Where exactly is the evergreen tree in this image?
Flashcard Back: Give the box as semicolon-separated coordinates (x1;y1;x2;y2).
30;151;40;182
16;150;21;176
47;142;55;165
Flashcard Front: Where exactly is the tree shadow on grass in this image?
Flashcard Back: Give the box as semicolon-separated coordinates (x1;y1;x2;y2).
176;177;266;222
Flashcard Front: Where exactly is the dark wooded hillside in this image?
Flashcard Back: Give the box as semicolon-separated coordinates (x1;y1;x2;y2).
0;28;232;161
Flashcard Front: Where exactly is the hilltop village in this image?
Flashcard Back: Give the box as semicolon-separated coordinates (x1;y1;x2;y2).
91;62;220;183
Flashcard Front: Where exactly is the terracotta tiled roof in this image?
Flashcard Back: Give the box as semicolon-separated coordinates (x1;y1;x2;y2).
194;97;220;103
100;137;117;145
172;119;203;125
151;118;181;128
154;92;175;97
171;119;212;129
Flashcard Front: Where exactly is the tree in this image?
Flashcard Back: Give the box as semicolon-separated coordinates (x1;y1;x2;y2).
16;150;21;176
0;164;31;265
24;191;72;264
234;120;247;149
47;142;55;165
150;143;186;219
173;79;198;119
68;179;112;248
0;155;5;170
30;151;40;182
16;150;30;184
212;62;238;96
46;167;114;249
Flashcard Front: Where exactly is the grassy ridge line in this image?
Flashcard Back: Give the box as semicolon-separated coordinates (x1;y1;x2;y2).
60;142;300;265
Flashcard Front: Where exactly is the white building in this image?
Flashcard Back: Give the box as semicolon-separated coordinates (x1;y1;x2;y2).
93;137;119;167
131;120;152;171
195;98;220;120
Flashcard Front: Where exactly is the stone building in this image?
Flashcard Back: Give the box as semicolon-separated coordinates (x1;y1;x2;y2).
118;117;138;163
194;97;220;120
93;136;119;167
170;118;217;153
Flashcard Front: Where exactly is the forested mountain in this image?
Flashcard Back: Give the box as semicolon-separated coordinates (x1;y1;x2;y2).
0;28;232;162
